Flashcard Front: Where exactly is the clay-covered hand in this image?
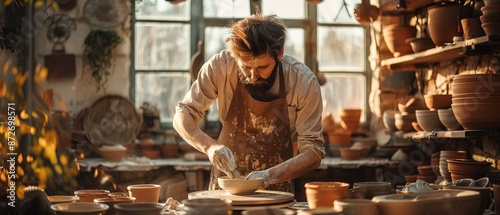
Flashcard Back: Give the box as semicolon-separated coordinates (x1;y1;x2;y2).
246;170;271;188
207;145;240;179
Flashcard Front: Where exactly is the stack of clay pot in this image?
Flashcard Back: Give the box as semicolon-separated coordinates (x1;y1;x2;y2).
439;150;467;182
451;73;500;130
447;159;492;181
480;0;500;35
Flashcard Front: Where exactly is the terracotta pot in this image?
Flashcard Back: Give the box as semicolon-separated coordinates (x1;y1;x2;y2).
339;147;363;160
481;22;500;35
437;108;463;131
427;2;473;46
327;131;352;147
452;103;500;130
480;13;500;23
160;145;179;158
461;18;486;40
382;24;417;57
424;94;452;110
417;165;434;176
304;182;351;209
354;0;380;24
444;185;491;215
415;110;446;132
127;184;161;203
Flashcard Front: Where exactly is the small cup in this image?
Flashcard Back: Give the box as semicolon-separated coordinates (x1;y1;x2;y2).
127;184;161;203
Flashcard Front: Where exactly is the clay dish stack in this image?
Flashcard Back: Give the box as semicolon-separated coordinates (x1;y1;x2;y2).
480;0;500;35
417;165;437;183
439;150;467;182
451;73;500;130
447;159;492;181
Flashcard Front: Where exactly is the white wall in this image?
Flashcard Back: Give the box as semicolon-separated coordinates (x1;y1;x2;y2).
34;0;131;119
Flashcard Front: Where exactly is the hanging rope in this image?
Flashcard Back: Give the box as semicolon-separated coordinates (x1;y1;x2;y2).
334;0;351;21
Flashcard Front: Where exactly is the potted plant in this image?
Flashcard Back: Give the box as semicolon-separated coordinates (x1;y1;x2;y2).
82;30;123;92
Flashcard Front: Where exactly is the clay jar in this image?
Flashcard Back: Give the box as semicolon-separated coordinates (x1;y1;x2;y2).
304;182;360;209
127;184;161;203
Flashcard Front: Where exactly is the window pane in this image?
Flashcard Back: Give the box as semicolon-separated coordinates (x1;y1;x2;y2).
317;26;365;71
317;0;360;24
204;27;230;62
136;0;189;20
204;0;250;18
135;72;191;123
262;0;305;19
285;28;305;62
135;23;190;70
321;74;366;122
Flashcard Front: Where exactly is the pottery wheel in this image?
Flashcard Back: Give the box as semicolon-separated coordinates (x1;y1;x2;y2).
188;190;294;206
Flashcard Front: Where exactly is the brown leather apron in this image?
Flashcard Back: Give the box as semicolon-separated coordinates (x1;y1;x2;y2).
209;63;294;192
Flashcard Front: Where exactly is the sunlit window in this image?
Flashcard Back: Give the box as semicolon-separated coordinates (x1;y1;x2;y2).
132;0;369;128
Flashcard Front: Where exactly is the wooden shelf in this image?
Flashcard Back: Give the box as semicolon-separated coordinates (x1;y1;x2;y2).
380;0;434;13
405;130;500;140
381;35;500;70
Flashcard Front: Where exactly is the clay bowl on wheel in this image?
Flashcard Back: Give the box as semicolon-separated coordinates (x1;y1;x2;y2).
218;176;264;195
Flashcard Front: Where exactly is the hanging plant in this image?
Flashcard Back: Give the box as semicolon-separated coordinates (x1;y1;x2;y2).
82;30;123;92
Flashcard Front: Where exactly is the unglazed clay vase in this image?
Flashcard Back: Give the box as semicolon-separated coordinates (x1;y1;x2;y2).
427;2;473;46
305;182;352;209
127;184;161;203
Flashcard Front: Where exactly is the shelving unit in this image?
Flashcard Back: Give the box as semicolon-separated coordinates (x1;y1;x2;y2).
381;35;500;70
405;130;500;139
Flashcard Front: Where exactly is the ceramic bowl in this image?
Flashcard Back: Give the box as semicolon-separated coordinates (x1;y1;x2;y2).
114;203;164;215
99;144;127;162
217;176;263;195
415;110;446;132
424;94;452;110
74;189;110;202
47;195;79;204
437;108;463;131
372;190;480;215
406;37;435;53
417;165;435;176
51;202;109;215
339;147;363;160
94;197;136;215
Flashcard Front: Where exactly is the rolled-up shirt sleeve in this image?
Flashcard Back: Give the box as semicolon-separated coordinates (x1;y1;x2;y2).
175;55;220;123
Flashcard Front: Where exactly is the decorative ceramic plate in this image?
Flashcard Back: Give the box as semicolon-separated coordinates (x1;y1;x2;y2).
188;190;294;206
84;95;142;145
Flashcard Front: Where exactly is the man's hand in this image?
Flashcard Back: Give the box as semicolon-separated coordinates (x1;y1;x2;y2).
207;145;241;179
246;170;271;188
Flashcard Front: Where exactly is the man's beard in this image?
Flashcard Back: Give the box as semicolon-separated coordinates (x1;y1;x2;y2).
243;66;277;98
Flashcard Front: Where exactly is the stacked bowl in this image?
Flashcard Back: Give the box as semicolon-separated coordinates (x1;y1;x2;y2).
439;150;467;182
451;73;500;130
447;159;492;181
480;0;500;35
